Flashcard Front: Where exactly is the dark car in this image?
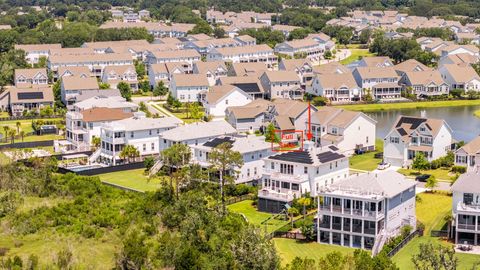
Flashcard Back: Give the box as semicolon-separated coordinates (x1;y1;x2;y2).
416;174;431;182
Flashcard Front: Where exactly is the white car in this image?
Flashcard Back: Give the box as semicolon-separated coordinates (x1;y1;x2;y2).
377;162;391;170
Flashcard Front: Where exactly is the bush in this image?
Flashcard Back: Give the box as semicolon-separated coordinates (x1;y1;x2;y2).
144;157;155;172
451;166;466;174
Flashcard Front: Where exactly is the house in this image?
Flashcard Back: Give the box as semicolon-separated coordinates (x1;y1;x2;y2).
271;24;301;37
274;39;323;64
228;62;269;77
66;107;133;151
450;171;480;245
259;71;302;99
159;120;237;151
269;99;317;134
14;68;48;87
309;72;361;102
258;142;349;213
145;49;201;65
440;45;480;58
439;64;480;91
400;70;449;97
219;76;265;99
455;136;480;172
383;115;454;167
352;67;402;100
98;113;182;165
184;38;243;57
312;62;350;75
226;99;271;132
278;59;314;87
307;33;335;51
61;76;100;105
82;40;150;54
310;107;376;155
207;44;277;68
72;95;138;113
192;135;273;184
57;66;92;79
147;62;190;88
234;35;256;46
357;56;394;68
72;89;122;106
393;59;432;76
101;65;138;91
15;43;62;65
192;61;228;86
48;53;133;77
455;32;480;45
317;171;416;252
9;86;54;116
169;74;209;102
438;53;479;68
203;85;253;119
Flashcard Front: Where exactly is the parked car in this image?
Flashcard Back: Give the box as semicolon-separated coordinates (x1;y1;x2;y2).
415;174;431;182
377;162;390;170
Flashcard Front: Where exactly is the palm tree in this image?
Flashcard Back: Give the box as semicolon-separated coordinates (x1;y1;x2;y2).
287;207;299;228
15;121;21;133
444;214;453;239
2;125;9;142
161;143;191;196
91;136;101;150
120;145;140;163
8;129;16;144
208;142;244;215
19;130;25;142
297;197;312;221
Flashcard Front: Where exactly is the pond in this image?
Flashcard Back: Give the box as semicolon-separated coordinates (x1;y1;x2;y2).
367;105;480;142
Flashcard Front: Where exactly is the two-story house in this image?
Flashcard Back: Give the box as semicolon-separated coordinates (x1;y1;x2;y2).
226;99;271;132
269;99;317;135
192;61;228;86
439;64;480;92
352;67;402;100
274;39;323;64
169;74;209;102
9;86;54;117
455;136;480;172
309;72;361;102
14;68;48;87
192;135;273;184
310;107;376;155
259;71;302;99
258;142;349;213
383;115;454;167
101;65;138;91
61;76;100;105
203;85;253;119
451;171;480;245
317;171;416;253
98;112;182;165
15;43;62;65
145;49;201;65
278;59;314;87
206;44;278;68
400;70;450;98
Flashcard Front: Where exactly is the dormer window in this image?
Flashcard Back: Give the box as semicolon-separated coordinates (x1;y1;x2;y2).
420;127;426;132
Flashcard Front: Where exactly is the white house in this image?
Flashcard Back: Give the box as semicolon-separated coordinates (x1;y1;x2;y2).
400;70;450;98
61;76;100;105
101;65;138;91
145;49;201;65
274;39;323;64
192;61;228;86
169;74;209;102
352;67;402;100
451;171;480;245
317;171;416;253
258;142;349;213
207;44;278;68
383;115;453;167
310;107;377;155
309;72;361;102
203;85;253;119
455;136;480;172
98;113;182;165
439;64;480;92
259;71;302;99
15;43;62;65
226;99;271;132
14;68;48;87
192;135;273;184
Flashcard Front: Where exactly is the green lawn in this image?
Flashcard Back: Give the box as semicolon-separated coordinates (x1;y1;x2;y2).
335;99;480;112
274;238;356;266
349;139;383;171
392;193;480;269
339;49;375;65
397;168;455;181
474;110;480;118
0;118;64;144
227;200;289;233
97;168;167;192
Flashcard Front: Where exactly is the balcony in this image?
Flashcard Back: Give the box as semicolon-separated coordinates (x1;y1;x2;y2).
263;170;308;183
258;188;299;202
457;224;476;231
457;202;480;214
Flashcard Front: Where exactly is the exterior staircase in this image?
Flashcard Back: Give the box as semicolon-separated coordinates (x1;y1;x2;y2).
88;148;102;164
149;158;164;176
372;229;387;256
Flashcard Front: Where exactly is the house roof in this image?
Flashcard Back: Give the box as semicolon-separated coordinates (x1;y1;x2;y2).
441;64;480;83
458;136;480;155
49;53;132;64
149;63;168;74
313;62;350;75
193;61;227;75
74;89;121;103
83;39;149;49
451;171;480;194
205;84;248;104
149;49;201;59
441;53;478;65
390;115;446;143
316;72;358;89
103;65;136;76
279;39;319;49
274;115;295;130
403;70;446;86
360;56;393;67
62;76;99;91
211;44;273;56
194;135;270;154
219;76;265;93
272;99;311;119
230;62;268;76
172;74;208;87
160;120;237;141
107;115;182;131
57;66;91;77
262;71;300;83
227;99;271;119
15;43;61;52
81;107;133;122
15;68;47;80
235;35;256;42
279;59;312;72
271;24;301;32
9;86;54;104
354;66;399;79
394;59;431;74
74;95;138;111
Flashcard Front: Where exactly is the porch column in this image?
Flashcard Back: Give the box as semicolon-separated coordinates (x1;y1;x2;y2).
362;201;365;217
361;236;364;249
375;202;378;219
341;233;344;246
341;199;344;214
455;231;458;244
329;215;332;230
350;235;353;248
476;216;478;232
330;197;333;212
475;234;478;246
329;232;332;244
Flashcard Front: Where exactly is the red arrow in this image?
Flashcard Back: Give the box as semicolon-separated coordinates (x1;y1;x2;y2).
307;101;312;140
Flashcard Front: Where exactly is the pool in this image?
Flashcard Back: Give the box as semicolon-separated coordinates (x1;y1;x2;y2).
66;164;104;172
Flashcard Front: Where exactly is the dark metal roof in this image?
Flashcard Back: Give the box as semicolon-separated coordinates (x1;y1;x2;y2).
231;83;261;93
317;151;345;163
269;151;313;164
328;145;339;151
395;116;426;130
17;92;44;100
203;137;235;148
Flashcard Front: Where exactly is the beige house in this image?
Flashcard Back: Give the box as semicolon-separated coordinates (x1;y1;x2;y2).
309;72;361;102
9;86;54;116
101;65;138;91
455;136;480;172
61;76;100;105
192;61;228;86
259;71;302;99
169;74;209;102
14;68;48;87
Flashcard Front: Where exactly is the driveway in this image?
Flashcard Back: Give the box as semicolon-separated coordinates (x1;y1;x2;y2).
416;180;451;192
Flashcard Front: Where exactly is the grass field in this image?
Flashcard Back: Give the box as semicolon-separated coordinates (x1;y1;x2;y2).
397;168;454;181
274;238;355;266
97;168;167;192
392;193;480;269
475;110;480;118
349;139;383;171
0;118;63;144
340;49;375;65
227;200;289;233
335;99;480;112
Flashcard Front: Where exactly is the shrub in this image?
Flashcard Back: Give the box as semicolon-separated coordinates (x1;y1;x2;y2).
451;166;466;174
144;157;155;172
0;247;9;256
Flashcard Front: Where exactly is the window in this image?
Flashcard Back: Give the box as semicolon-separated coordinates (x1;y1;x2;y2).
130;132;134;138
280;164;294;174
143;144;146;151
304;167;308;174
149;130;152;135
151;143;154;150
247;169;250;177
225;99;228;105
464;193;474;205
271;163;275;169
292;183;299;191
335;161;338;168
390;137;399;144
282;182;289;189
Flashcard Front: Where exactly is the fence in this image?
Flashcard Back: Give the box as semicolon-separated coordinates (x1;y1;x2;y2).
0;115;64;121
431;230;449;237
0;140;54;150
387;230;421;257
272;231;306;240
58;162;145;176
225;194;255;205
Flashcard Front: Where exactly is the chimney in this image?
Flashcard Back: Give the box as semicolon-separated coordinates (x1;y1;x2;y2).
133;111;146;119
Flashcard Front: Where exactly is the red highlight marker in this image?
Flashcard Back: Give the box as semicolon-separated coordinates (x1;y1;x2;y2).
306;101;312;140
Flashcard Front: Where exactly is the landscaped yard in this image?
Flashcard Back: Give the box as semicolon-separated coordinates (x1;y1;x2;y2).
392;192;480;269
0;118;64;144
335;99;480;112
97;168;167;192
349;139;384;171
397;167;455;181
274;238;355;266
339;49;375;65
227;200;289;233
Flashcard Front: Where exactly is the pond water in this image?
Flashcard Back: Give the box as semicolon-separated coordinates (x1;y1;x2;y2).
366;105;480;142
